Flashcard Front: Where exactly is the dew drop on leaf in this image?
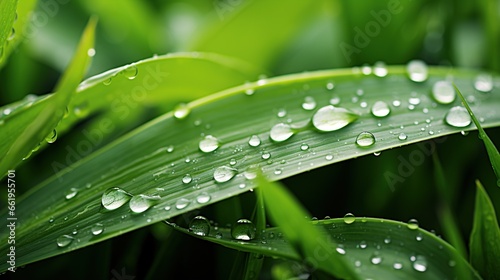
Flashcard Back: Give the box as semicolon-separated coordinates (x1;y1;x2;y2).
300;143;309;151
214;166;236;183
407;219;419;230
356;132;376;147
248;135;261;147
173;103;190;120
398;132;408;141
196;192;211;204
370;252;383;264
199;135;219;153
270;123;294;142
432;81;455;104
312;105;359;132
175;198;190;210
302;96;317;110
189;216;211;237
65;187;78;200
343;213;355;224
373;61;388;77
57;235;74;248
129;194;160;213
371;101;391;117
122;65;138;80
91;223;104;235
101;187;132;210
231;219;256;240
393;262;403;270
412;255;427;272
445;106;471;128
182;174;192;184
407;60;428;82
474;74;493;93
45;129;57;144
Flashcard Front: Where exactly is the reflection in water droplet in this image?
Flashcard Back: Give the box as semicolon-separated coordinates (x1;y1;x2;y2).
214;166;237;183
199;135;220;153
57;235;74;247
356;132;376;147
344;213;355;224
300;143;309;151
407;219;419;230
270;123;294;142
91;223;104;235
312;105;359;132
102;187;132;210
46;129;57;144
407;60;428;82
65;188;78;200
371;101;390;117
196;193;211;204
412;255;427;272
173;103;190;120
231;219;256;240
248;135;261;147
189;216;210;236
445;106;471;128
261;152;271;160
474;74;493;93
182;174;192;184
370;252;383;264
122;65;138;80
175;198;190;209
432;81;455;104
302;96;317;110
398;133;408;141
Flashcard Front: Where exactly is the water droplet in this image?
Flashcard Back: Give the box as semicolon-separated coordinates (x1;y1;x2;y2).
73;102;89;118
122;65;138;80
300;143;309;151
407;219;419;230
371;101;390;117
445;106;471;127
336;245;346;255
448;260;456;267
393;262;403;270
274;168;283;175
362;65;372;75
330;95;341;105
196;193;211;204
229;158;237;166
175;198;190;210
87;48;96;57
384;237;391;244
261;152;271;160
392;100;401;107
167;145;174;153
57;235;74;247
325;154;334;161
214;166;236;183
45;129;57;144
199;135;219;153
101;187;132;210
49;217;54;223
270;123;294;142
312;105;358;132
302;96;317;110
416;233;423;241
398;133;408;141
370;252;383;264
474;74;493;93
248;135;261;147
173;103;190;120
129;194;160;213
65;188;78;200
326;81;335;90
409;97;421;105
8;28;15;41
91;223;104;235
244;169;257;180
407;60;428;82
432;81;455;104
412;255;427;272
245;89;255;96
277;108;287;118
356;132;376;147
344;213;355;224
359;241;367;249
231;219;256;240
189;216;210;236
103;77;112;85
182;174;192;184
373;61;388;77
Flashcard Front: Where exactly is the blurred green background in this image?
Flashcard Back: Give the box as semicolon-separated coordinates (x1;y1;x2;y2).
1;0;499;279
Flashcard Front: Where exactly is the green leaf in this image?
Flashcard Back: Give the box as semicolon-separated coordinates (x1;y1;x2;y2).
168;217;480;279
0;17;96;176
454;84;500;186
470;180;500;279
2;66;500;271
0;0;17;66
257;176;358;279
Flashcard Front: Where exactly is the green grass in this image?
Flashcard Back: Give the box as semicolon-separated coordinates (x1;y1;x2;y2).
1;0;499;279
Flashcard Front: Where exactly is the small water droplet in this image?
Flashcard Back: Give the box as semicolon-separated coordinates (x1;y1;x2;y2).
356;132;376;147
270;123;294;142
362;65;372;75
359;241;367;249
8;28;15;41
73;102;89;118
300;143;309;151
65;188;78;200
448;260;456;267
261;152;271;160
167;145;174;152
416;233;423;241
102;187;132;210
214;166;236;183
407;219;419;230
57;235;74;247
409;97;421;105
199;135;220;153
173;103;190;120
312;105;359;132
412;255;427;272
326;81;335;90
277;108;287;118
344;213;355;224
91;223;104;235
474;74;493;93
229;158;237;165
248;135;261;147
103;77;112;85
336;245;346;255
373;61;388;77
398;133;408;141
122;65;138;80
329;95;341;105
407;60;428;82
245;89;255;96
432;81;455;104
182;174;192;184
392;100;401;107
274;168;283;175
196;193;211;204
370;252;383;264
231;219;256;240
45;129;57;144
87;48;96;57
371;101;390;117
189;216;210;236
384;237;391;244
49;217;54;223
175;198;190;210
129;194;160;213
325;154;334;161
393;262;403;270
302;96;317;110
445;106;471;127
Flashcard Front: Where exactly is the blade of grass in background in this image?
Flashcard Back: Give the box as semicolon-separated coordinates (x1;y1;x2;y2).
455;84;500;186
169;216;481;279
480;0;500;72
2;66;500;271
257;175;358;279
0;17;96;176
469;180;500;279
0;0;18;67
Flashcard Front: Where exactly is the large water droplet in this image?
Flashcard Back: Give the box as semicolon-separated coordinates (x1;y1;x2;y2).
199;135;220;153
91;223;104;235
474;74;493;93
373;61;388;77
312;105;358;132
173;103;190;120
407;60;428;82
65;188;78;200
432;81;455;104
445;106;471;127
129;194;160;213
356;132;376;147
248;135;261;147
412;255;427;272
45;129;57;144
175;198;190;210
371;101;390;117
370;252;383;264
231;219;256;240
182;174;192;184
407;219;419;230
270;123;294;142
57;235;74;247
189;216;211;236
102;187;133;210
214;166;237;183
196;192;211;204
302;96;317;110
122;65;138;80
344;213;356;224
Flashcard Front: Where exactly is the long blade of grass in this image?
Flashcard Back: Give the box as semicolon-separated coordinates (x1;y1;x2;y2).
0;0;17;67
1;66;500;271
0;17;96;176
469;180;500;279
454;84;500;186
